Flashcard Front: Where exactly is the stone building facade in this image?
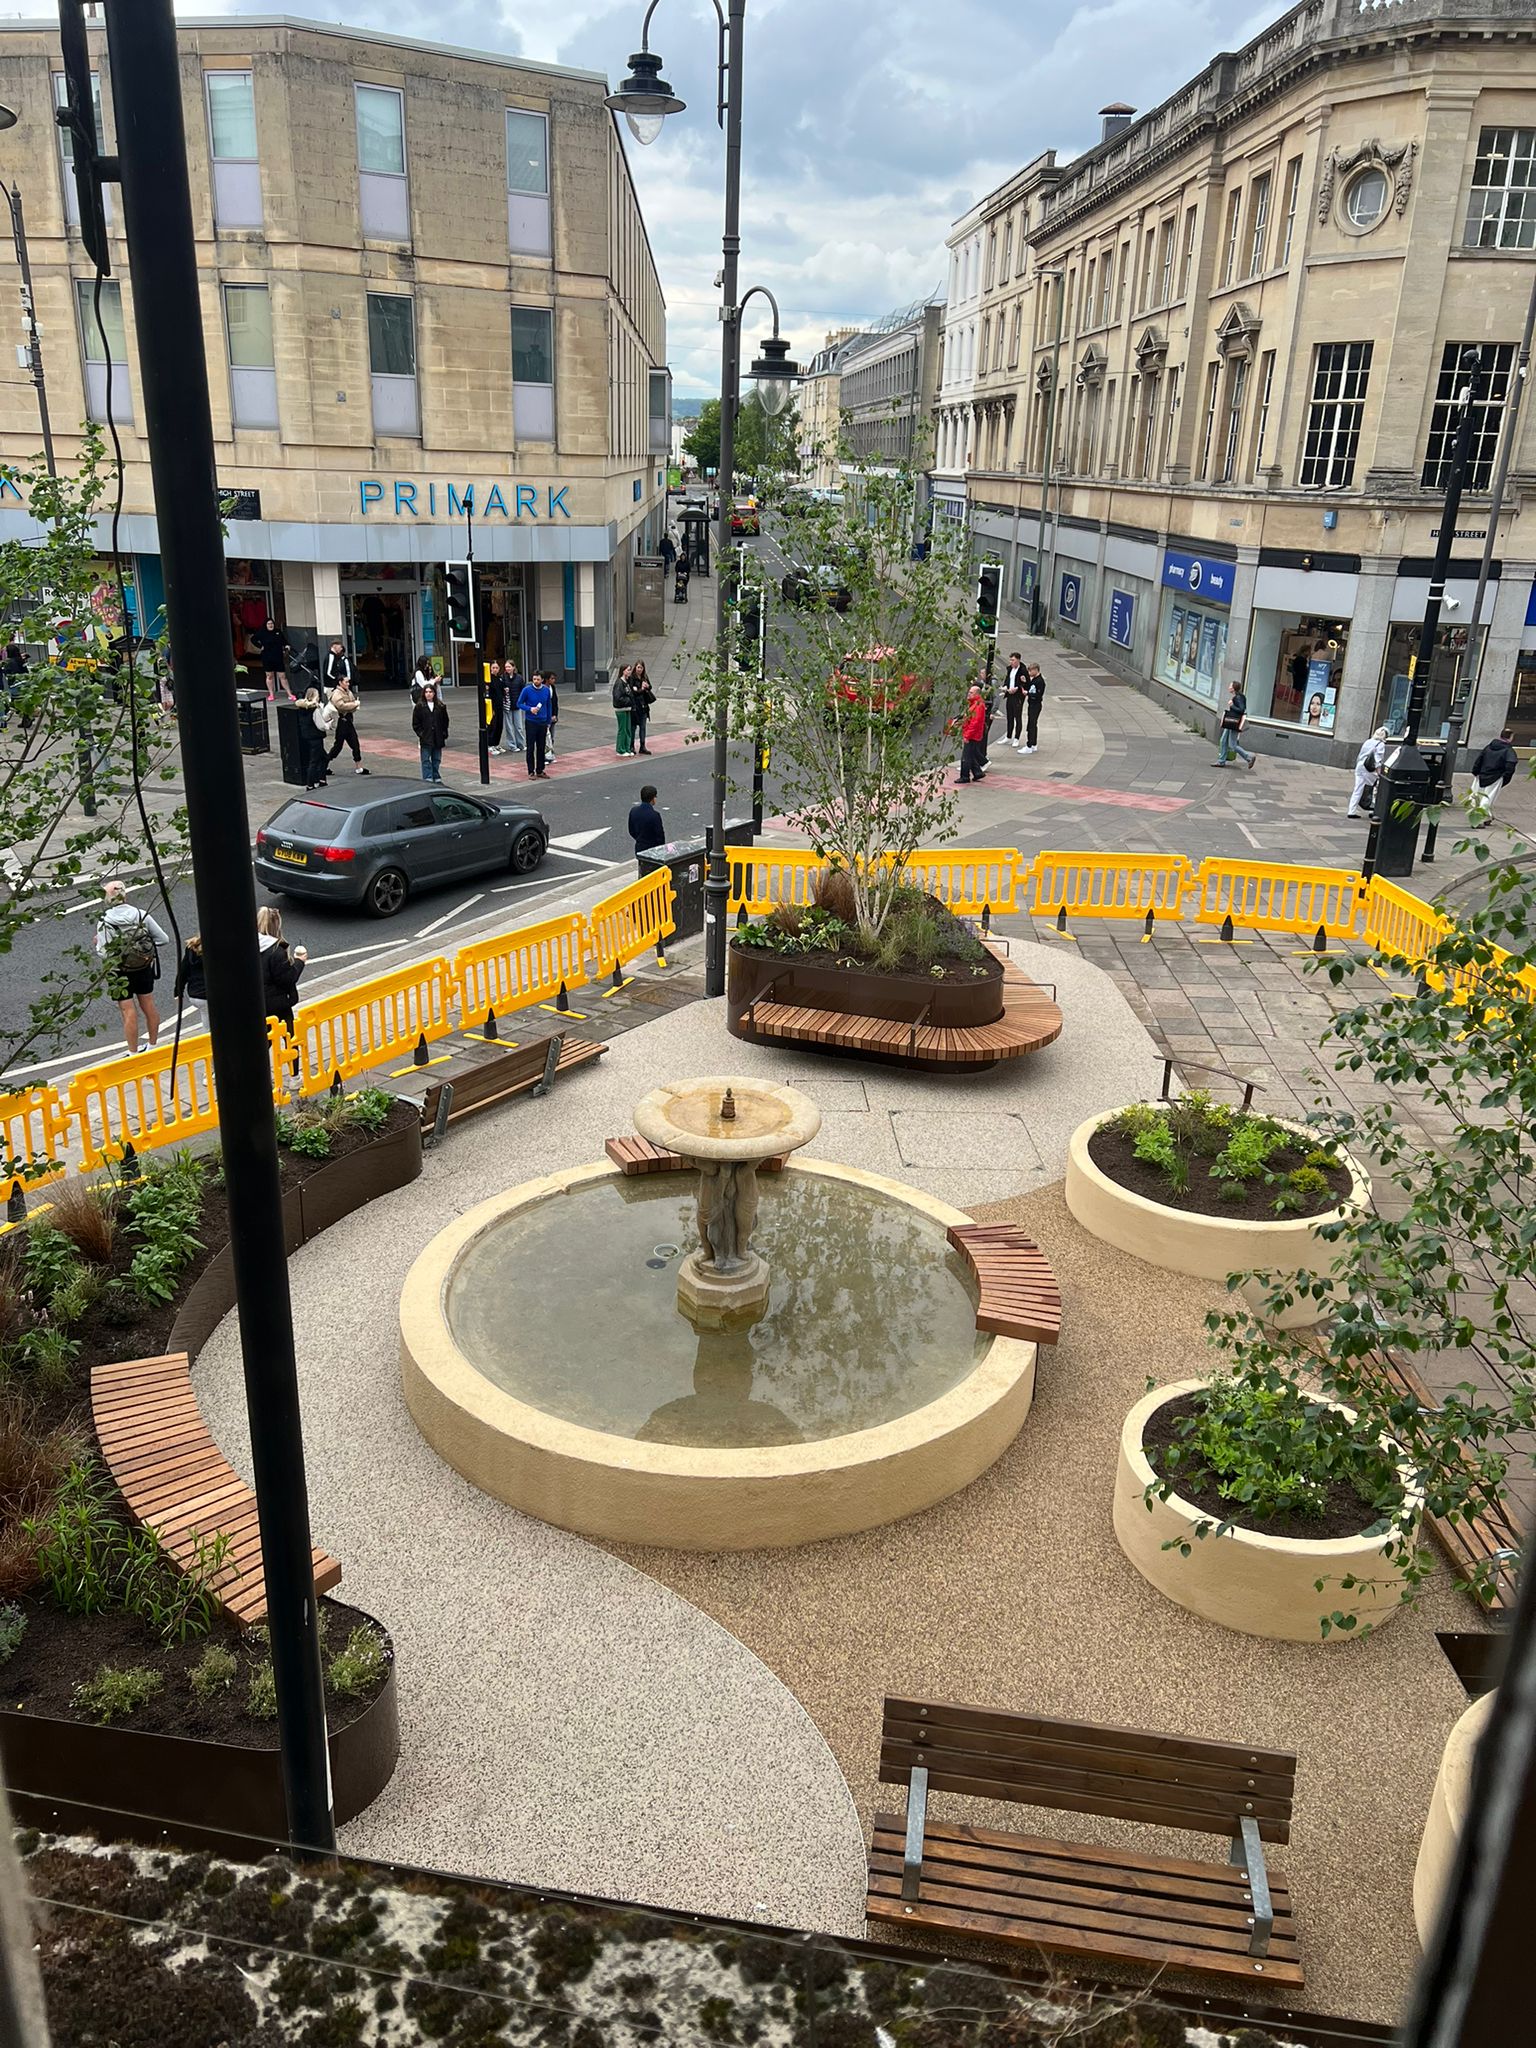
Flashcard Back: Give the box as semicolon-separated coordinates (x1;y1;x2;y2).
0;15;668;689
795;326;859;491
945;0;1536;761
837;302;943;475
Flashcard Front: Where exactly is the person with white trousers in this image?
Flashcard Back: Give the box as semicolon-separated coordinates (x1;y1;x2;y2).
1347;726;1388;817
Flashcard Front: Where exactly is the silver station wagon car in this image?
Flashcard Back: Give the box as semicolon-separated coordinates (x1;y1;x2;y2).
254;779;548;917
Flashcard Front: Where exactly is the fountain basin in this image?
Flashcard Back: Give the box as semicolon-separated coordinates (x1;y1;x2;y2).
399;1160;1036;1550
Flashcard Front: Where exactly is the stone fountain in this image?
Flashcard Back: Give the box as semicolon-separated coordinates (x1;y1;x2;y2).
632;1076;821;1329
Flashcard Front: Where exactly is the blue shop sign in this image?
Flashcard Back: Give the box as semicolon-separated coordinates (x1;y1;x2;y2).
1059;570;1082;623
1526;581;1536;628
1108;589;1135;649
1161;547;1235;607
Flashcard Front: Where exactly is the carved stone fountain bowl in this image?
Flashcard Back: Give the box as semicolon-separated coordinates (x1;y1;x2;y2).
632;1077;821;1161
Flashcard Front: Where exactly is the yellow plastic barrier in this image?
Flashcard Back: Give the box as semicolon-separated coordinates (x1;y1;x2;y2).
67;1030;227;1170
900;848;1024;914
1193;858;1367;939
0;1084;73;1189
587;867;677;973
1361;876;1452;968
453;912;587;1027
725;847;826;916
288;956;456;1096
1028;850;1195;923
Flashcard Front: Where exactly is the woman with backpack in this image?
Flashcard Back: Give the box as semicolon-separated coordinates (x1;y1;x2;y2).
611;664;634;756
630;661;656;755
412;680;449;782
95;879;171;1056
300;687;335;789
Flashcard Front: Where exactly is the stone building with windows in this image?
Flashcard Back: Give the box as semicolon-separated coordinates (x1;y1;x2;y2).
794;327;860;491
948;0;1536;762
0;15;668;690
837;300;943;477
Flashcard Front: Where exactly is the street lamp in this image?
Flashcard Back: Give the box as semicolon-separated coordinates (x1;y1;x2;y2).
1031;265;1065;635
605;45;687;144
745;323;799;418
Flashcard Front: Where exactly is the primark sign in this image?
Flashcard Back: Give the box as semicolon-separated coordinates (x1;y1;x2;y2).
358;479;574;520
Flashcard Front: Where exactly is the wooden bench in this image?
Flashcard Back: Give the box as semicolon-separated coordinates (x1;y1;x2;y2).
868;1696;1302;1987
405;1031;607;1146
947;1223;1062;1346
605;1135;787;1175
1368;1351;1522;1613
91;1352;341;1630
739;946;1062;1072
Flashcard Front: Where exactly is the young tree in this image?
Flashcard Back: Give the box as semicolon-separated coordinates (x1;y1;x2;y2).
690;424;983;945
0;435;186;1101
682;399;721;474
681;393;800;482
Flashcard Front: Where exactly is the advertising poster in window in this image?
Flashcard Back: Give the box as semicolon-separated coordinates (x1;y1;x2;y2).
1304;654;1336;732
1182;611;1201;677
1059;570;1082;624
1166;605;1186;676
1108;588;1135;650
1197;615;1221;695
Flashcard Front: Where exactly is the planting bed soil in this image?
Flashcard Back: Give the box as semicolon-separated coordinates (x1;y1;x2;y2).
1087;1121;1353;1222
1142;1392;1403;1544
1;1594;387;1741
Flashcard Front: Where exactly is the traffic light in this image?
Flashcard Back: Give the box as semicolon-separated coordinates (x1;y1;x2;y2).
737;585;763;676
975;559;1002;640
444;561;476;643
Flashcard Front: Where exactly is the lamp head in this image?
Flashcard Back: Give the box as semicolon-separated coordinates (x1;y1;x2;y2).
0;104;17;132
747;332;801;418
604;50;685;145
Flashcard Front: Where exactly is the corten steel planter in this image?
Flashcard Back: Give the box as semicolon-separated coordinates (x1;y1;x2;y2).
728;945;1006;1070
1064;1107;1369;1330
1113;1380;1420;1643
0;1625;399;1856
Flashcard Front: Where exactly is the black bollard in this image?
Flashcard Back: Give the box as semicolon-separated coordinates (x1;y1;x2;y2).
483;1008;499;1041
412;1032;429;1067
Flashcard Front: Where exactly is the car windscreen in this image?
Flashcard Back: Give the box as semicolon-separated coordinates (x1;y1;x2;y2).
265;800;348;837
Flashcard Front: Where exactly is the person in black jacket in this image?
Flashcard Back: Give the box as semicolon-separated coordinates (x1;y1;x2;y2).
252;616;292;701
627;784;666;872
612;664;634;756
630;661;656;755
256;907;306;1075
1024;663;1047;754
1471;729;1520;812
174;933;208;1005
411;682;449;782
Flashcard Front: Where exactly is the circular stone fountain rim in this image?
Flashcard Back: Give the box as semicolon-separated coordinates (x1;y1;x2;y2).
632;1076;822;1162
401;1158;1031;1482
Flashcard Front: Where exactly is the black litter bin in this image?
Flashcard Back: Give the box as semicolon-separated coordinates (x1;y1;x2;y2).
235;689;269;755
275;697;313;786
640;835;708;939
1371;739;1438;878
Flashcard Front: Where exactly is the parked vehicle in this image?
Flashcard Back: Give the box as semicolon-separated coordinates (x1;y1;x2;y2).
827;646;928;714
254;778;547;918
781;561;852;611
729;498;761;537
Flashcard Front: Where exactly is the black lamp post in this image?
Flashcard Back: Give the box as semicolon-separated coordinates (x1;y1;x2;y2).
607;5;800;998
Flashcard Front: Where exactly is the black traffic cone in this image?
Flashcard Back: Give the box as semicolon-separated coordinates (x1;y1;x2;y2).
1143;908;1156;939
413;1032;429;1067
1055;904;1068;934
735;905;748;929
121;1142;140;1183
329;1071;344;1100
980;904;991;936
1219;913;1235;943
483;1007;499;1041
555;981;570;1013
656;939;669;969
612;961;626;991
1312;925;1328;955
6;1179;25;1225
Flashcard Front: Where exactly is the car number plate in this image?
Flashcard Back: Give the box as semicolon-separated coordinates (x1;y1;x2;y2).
272;846;307;866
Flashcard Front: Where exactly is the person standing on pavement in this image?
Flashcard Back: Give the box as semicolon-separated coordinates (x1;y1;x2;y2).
1023;663;1047;754
412;680;448;782
253;616;292;701
628;783;666;871
325;663;367;775
545;671;560;762
96;881;170;1056
174;931;208;1007
1216;679;1257;769
1470;728;1520;812
256;905;306;1073
1002;653;1026;748
612;663;635;756
630;661;656;755
410;654;436;706
518;670;553;778
958;685;988;784
1347;726;1387;817
301;687;334;789
504;661;526;753
486;660;506;755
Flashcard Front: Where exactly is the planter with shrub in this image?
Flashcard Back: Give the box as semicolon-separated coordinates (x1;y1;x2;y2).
1066;1097;1367;1328
1113;1375;1420;1641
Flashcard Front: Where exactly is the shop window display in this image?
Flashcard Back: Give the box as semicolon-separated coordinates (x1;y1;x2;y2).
1156;595;1226;702
1374;621;1470;739
1245;613;1348;730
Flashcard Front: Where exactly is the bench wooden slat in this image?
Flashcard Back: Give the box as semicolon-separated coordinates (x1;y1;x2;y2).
946;1224;1063;1348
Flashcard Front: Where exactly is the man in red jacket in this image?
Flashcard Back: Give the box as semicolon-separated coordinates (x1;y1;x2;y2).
958;685;989;784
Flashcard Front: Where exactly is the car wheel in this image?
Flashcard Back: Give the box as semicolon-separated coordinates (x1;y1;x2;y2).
509;827;545;875
364;867;409;918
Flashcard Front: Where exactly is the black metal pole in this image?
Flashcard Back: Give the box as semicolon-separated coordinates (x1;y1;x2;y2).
469;501;488;787
106;0;334;1851
704;0;745;999
1363;347;1481;882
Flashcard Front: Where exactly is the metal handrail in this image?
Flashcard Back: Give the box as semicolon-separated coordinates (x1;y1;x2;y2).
1160;1055;1264;1112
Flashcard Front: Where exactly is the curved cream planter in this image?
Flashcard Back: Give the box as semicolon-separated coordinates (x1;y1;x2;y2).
1113;1380;1417;1641
1065;1108;1369;1329
400;1159;1036;1551
1414;1690;1494;1946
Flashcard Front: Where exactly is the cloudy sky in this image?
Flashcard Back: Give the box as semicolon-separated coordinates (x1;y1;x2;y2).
172;0;1276;394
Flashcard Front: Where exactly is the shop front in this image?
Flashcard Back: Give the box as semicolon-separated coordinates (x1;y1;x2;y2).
1373;621;1472;739
1512;584;1536;746
1244;613;1351;733
1154;547;1235;705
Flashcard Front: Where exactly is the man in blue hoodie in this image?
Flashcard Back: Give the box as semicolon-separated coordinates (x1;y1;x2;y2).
517;670;554;778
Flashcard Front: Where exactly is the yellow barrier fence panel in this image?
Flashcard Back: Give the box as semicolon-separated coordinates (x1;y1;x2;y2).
289;957;456;1095
0;1084;74;1189
1361;877;1453;971
900;848;1023;914
452;912;588;1028
725;847;825;915
1028;851;1195;922
66;1032;224;1171
587;868;677;973
1192;858;1367;938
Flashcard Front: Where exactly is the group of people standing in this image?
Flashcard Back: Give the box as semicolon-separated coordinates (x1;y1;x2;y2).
611;662;656;756
959;655;1047;784
293;640;368;791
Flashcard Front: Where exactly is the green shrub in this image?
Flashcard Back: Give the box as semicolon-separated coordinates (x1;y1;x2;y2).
1108;1101;1160;1139
341;1087;393;1136
246;1659;278;1720
1272;1164;1333;1217
326;1625;387;1699
1131;1121;1188;1194
189;1643;238;1701
72;1662;164;1723
21;1225;79;1305
1303;1147;1339;1172
120;1527;230;1644
13;1325;81;1390
1166;1088;1230;1157
1210;1120;1286;1184
0;1602;26;1665
25;1461;122;1615
44;1261;104;1329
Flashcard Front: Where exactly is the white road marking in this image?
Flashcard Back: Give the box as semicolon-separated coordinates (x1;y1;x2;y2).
301;939;410;968
548;828;608;850
414;893;486;939
1235;821;1261;849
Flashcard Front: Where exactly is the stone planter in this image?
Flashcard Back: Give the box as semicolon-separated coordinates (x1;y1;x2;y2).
0;1616;399;1855
1113;1380;1418;1642
1065;1107;1369;1330
1414;1690;1495;1946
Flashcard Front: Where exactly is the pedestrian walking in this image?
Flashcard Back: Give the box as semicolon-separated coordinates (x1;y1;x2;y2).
412;681;448;782
173;931;208;1006
252;616;292;701
659;529;677;573
1023;663;1047;754
301;687;335;788
1347;726;1387;817
1216;680;1257;769
628;782;666;872
323;639;353;698
612;664;635;756
257;905;307;1075
504;661;526;751
1002;653;1026;747
518;670;554;778
410;654;436;706
546;671;560;762
1470;728;1520;812
485;659;506;755
95;881;170;1056
630;661;656;755
325;663;367;774
957;685;988;784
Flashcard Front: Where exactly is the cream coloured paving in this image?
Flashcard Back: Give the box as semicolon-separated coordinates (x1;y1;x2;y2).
191;944;1161;1931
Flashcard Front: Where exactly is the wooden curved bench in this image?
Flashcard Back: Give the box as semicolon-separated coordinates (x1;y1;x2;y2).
947;1223;1062;1346
91;1352;341;1630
